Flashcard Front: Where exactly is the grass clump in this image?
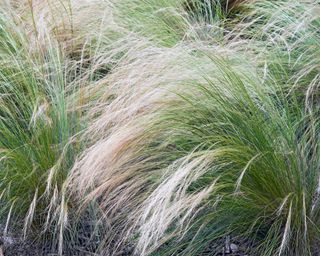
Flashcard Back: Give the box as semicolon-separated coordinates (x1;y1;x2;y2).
0;2;113;254
0;3;80;248
69;1;320;255
133;58;319;255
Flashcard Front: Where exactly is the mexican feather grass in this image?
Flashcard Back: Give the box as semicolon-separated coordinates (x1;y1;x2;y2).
0;0;319;255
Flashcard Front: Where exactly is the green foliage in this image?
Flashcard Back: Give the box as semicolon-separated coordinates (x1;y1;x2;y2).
141;57;319;255
0;0;319;255
0;6;86;253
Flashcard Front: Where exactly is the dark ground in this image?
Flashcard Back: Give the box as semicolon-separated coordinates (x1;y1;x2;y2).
1;231;250;256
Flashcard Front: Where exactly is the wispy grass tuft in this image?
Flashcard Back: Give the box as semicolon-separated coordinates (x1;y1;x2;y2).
69;1;320;255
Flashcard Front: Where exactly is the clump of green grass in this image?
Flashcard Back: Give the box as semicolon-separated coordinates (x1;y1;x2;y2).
132;56;319;255
0;0;159;254
112;0;249;46
235;0;320;97
70;49;319;256
68;1;320;255
0;2;117;254
0;3;79;247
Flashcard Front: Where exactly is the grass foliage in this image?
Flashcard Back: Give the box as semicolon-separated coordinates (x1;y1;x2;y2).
0;0;319;255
